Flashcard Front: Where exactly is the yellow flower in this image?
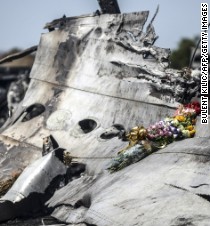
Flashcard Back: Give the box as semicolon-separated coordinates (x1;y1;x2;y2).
189;129;196;137
186;125;194;131
175;115;186;122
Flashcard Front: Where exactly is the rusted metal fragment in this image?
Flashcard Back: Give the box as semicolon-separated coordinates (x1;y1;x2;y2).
97;0;120;14
0;46;37;65
0;135;41;182
0;171;21;198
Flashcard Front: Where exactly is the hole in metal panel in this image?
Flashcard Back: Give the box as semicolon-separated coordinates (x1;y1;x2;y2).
78;119;97;134
21;104;45;122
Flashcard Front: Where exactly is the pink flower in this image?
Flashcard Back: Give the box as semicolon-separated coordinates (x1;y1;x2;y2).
159;131;164;136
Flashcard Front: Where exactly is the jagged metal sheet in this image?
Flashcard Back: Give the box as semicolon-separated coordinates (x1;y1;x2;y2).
0;148;66;222
48;138;210;226
1;150;66;202
0;12;177;175
0;11;209;225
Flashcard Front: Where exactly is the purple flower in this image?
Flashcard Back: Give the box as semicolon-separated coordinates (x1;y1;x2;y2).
170;126;176;133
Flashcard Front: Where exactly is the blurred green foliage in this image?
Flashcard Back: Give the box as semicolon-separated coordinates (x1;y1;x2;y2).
170;37;198;69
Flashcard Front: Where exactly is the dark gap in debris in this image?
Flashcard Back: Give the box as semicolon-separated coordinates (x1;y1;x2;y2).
100;133;117;139
0;174;65;223
143;52;156;60
50;204;73;214
84;223;97;226
161;57;169;63
65;162;86;184
21;104;45;122
100;124;125;140
78;119;97;134
54;148;66;163
74;193;92;209
197;194;210;203
12;103;45;125
112;124;125;131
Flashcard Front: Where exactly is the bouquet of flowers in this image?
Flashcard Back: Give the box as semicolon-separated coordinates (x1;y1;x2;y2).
107;102;200;173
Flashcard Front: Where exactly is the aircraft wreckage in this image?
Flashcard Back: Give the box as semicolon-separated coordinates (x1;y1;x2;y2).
0;0;210;225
